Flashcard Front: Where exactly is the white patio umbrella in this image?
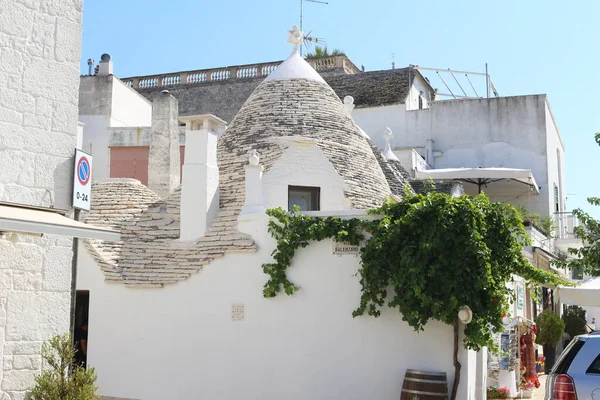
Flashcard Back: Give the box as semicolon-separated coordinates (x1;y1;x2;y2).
415;167;540;194
557;277;600;307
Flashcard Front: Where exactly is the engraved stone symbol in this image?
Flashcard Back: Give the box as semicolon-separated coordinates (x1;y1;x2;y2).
287;25;304;53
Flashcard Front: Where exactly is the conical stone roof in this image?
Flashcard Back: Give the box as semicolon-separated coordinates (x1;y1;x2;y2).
218;52;392;211
81;46;398;287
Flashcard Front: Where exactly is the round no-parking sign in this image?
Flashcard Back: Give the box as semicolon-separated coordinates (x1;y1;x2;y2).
77;156;91;185
73;149;93;211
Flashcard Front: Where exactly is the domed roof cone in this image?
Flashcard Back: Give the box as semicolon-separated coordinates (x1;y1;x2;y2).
217;27;392;212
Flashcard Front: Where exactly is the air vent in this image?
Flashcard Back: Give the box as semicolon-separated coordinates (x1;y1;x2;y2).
232;304;245;321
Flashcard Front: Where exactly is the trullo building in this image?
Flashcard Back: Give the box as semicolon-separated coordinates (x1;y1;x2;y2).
76;28;483;400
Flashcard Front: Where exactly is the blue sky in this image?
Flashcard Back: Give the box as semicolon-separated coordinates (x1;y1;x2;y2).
81;0;600;217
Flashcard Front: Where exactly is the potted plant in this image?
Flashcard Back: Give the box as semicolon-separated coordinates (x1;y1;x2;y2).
487;386;511;399
535;310;565;371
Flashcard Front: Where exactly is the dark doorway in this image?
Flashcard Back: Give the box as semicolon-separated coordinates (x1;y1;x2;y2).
73;291;90;368
74;290;89;329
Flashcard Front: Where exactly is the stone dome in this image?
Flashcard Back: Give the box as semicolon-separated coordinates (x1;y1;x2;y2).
218;52;392;212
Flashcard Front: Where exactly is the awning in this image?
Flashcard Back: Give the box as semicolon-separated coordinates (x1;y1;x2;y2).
557;277;600;307
415;167;540;194
0;202;120;241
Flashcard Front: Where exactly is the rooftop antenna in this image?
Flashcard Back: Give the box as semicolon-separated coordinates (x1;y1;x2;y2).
300;0;328;56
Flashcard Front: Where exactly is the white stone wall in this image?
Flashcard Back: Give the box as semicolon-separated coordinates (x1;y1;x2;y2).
262;142;351;211
76;213;471;400
0;0;82;398
354;95;565;218
351;105;407;150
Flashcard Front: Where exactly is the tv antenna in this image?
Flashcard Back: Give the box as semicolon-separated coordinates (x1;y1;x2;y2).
300;0;328;56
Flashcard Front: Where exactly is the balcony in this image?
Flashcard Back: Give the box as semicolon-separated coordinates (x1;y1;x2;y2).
554;211;583;255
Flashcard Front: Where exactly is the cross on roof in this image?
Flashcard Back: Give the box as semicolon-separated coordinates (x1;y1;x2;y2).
287;25;303;54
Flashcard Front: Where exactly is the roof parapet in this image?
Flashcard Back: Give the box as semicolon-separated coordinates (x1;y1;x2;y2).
120;55;361;90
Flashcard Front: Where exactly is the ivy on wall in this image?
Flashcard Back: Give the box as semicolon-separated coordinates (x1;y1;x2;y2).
262;188;567;351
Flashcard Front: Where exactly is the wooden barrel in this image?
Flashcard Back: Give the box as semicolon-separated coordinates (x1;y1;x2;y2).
400;369;449;400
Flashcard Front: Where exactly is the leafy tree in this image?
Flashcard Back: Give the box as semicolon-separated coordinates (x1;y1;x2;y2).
28;334;97;400
535;310;565;347
264;188;566;400
562;305;588;339
558;132;600;276
304;46;343;59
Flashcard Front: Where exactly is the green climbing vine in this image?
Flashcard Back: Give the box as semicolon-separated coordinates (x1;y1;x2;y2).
262;207;364;297
262;188;568;351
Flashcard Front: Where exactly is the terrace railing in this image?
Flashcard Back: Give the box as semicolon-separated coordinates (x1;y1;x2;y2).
120;55;361;90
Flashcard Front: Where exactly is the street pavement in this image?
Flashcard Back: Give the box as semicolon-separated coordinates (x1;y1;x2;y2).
530;374;547;400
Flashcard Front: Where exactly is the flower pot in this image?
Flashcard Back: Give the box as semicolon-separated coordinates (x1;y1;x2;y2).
520;389;533;398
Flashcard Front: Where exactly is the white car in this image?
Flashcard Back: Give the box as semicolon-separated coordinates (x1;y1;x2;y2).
545;331;600;399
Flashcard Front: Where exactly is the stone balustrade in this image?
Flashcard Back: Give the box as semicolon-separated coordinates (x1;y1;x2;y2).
120;55;361;89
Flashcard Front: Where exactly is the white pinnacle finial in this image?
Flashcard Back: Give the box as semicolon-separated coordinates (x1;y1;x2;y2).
249;149;260;166
287;25;303;54
382;128;398;161
383;127;393;142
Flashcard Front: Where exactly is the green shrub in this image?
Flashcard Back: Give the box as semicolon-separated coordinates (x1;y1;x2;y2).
27;333;97;400
535;310;565;347
562;305;587;339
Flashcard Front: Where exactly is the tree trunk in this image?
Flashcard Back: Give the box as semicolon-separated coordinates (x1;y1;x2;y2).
544;344;556;373
451;320;462;400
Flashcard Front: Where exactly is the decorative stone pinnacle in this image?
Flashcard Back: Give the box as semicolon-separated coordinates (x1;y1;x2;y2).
287;25;303;54
249;149;260;166
382;127;398;161
383;127;393;142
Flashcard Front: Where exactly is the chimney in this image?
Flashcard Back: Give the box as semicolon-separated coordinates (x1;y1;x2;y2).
240;150;265;216
148;91;181;198
97;53;113;76
179;114;226;241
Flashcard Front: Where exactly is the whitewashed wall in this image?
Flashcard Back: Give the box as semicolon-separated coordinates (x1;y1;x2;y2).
351;105;407;150
262;143;350;211
0;0;83;398
405;74;432;111
77;213;471;400
544;102;566;218
354;95;564;218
